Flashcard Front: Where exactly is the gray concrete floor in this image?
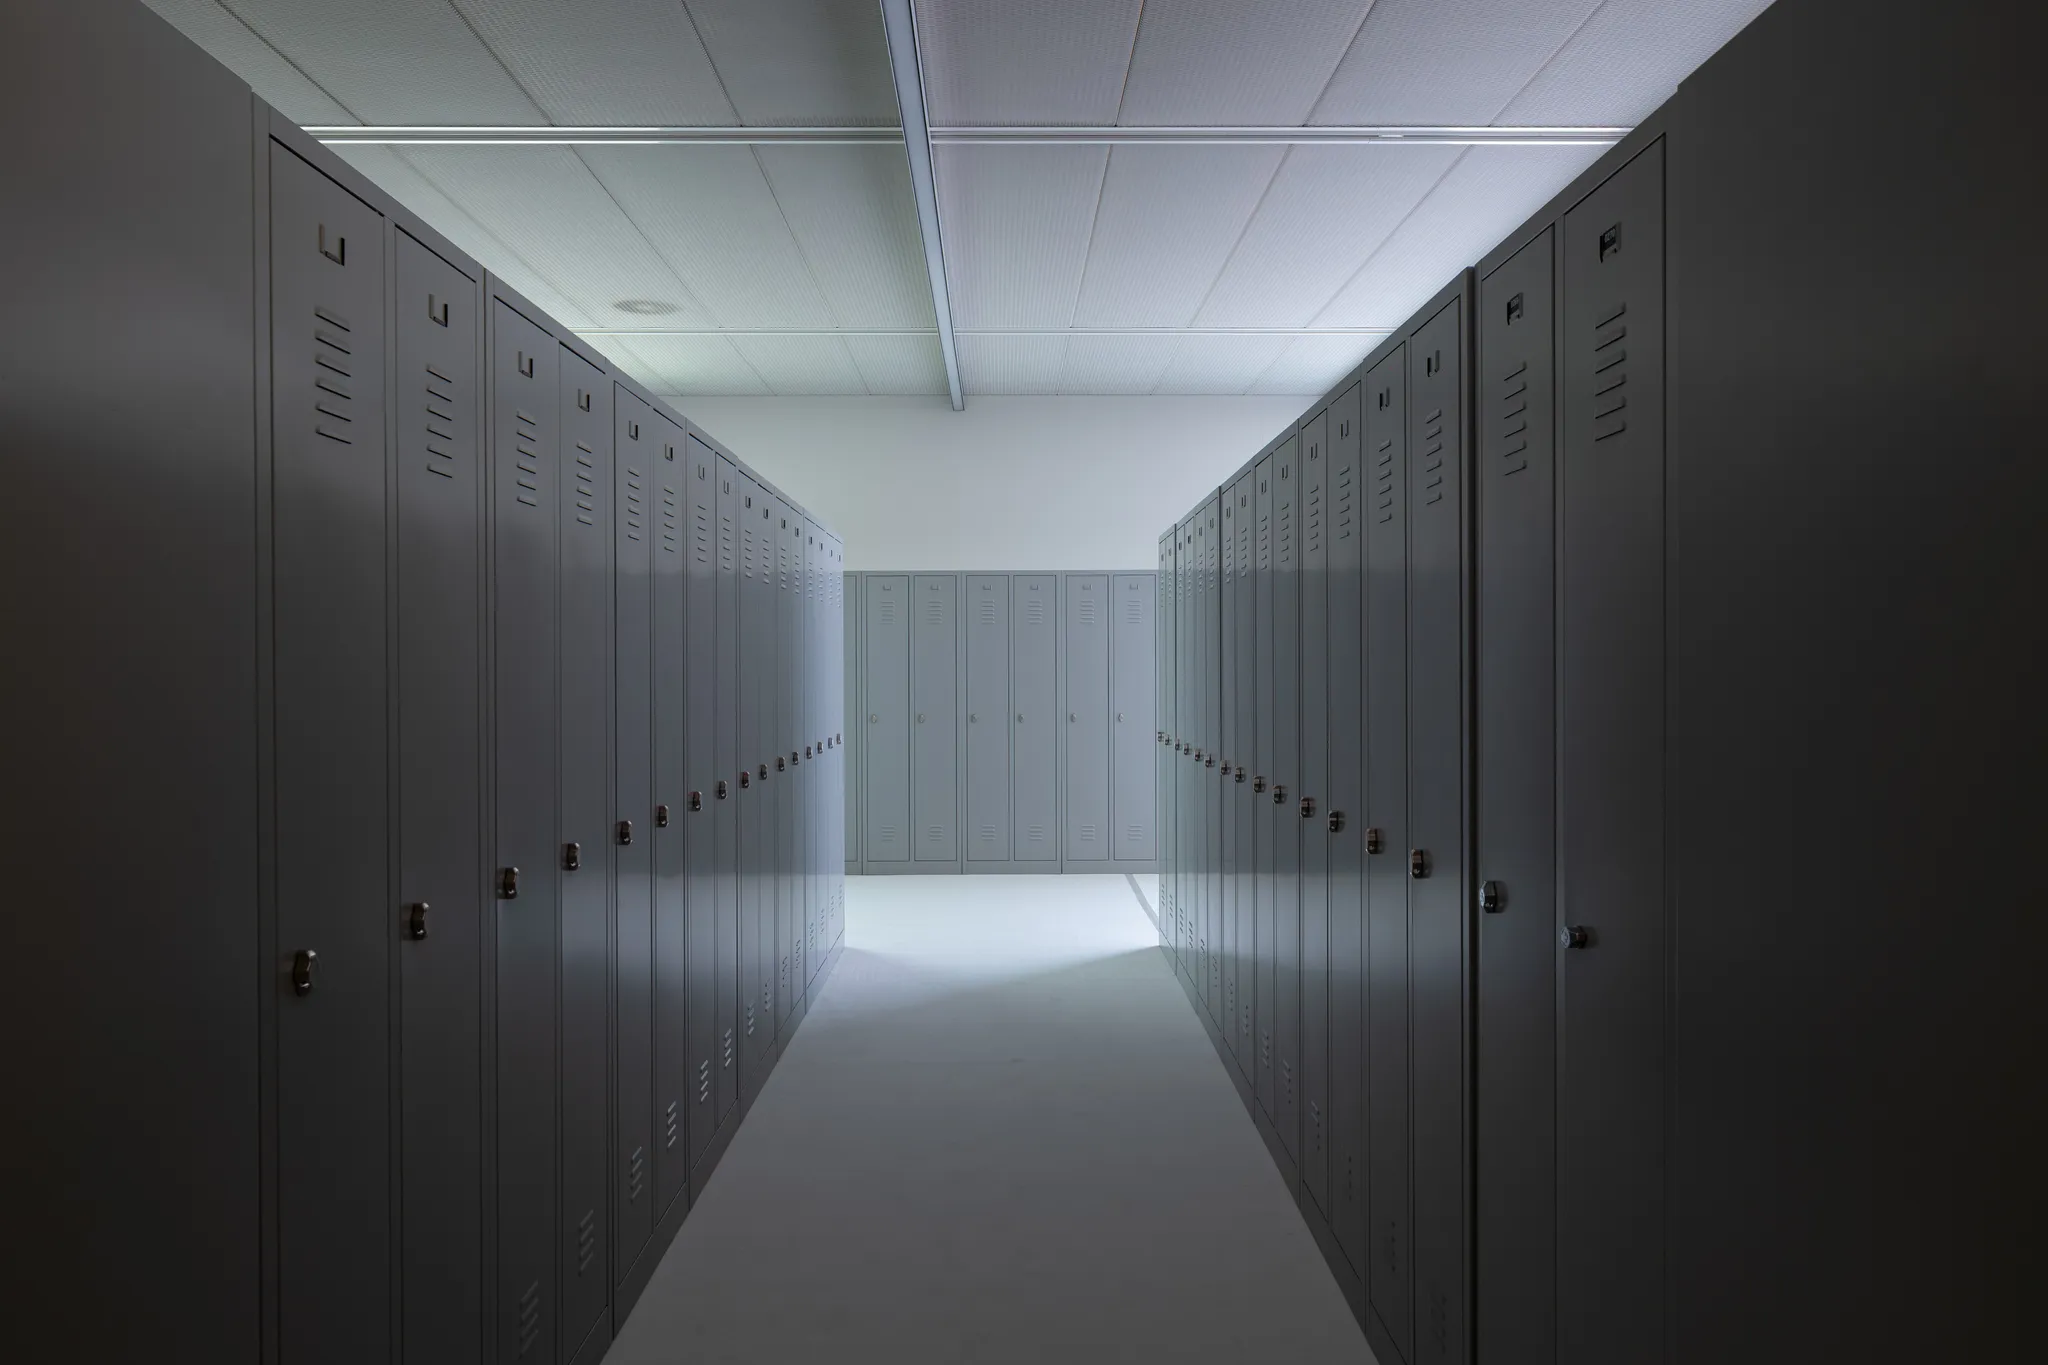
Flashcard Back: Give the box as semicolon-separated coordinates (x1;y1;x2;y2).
608;874;1372;1364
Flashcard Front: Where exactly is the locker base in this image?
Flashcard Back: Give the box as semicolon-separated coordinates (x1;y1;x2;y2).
615;1179;691;1332
1298;1194;1402;1365
689;1096;743;1207
568;1304;611;1365
1164;942;1299;1200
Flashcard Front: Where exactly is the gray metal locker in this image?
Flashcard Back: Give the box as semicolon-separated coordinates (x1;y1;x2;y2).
1559;143;1666;1363
1011;575;1058;862
1476;226;1558;1365
1251;476;1275;1119
1408;283;1472;1365
737;475;774;1080
613;387;656;1277
713;456;741;1127
1111;574;1155;862
843;573;861;874
1204;500;1224;1023
1230;474;1257;1066
776;500;801;1028
912;574;960;862
685;437;724;1167
1364;342;1413;1359
1325;382;1369;1277
1156;538;1172;936
393;228;483;1365
270;142;391;1365
965;575;1012;862
491;296;561;1365
1299;410;1332;1215
1169;528;1186;959
1219;497;1240;1041
804;521;825;987
863;576;912;864
557;344;613;1357
1271;439;1302;1160
1065;574;1112;863
649;413;692;1213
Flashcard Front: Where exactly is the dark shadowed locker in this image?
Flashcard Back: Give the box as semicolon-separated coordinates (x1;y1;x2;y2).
913;574;960;863
966;576;1012;862
1559;142;1666;1365
777;502;802;1027
1113;574;1156;861
491;297;560;1365
863;577;912;865
1219;493;1240;1040
1203;500;1223;1020
557;344;613;1359
737;475;774;1081
649;413;690;1216
1064;574;1113;864
1010;576;1058;863
1230;473;1257;1066
1407;283;1472;1365
612;388;656;1281
1325;381;1367;1277
393;228;483;1365
1251;463;1276;1118
1364;341;1412;1359
271;142;391;1365
684;438;723;1168
1270;439;1301;1159
1475;225;1558;1365
713;456;741;1129
1300;410;1332;1213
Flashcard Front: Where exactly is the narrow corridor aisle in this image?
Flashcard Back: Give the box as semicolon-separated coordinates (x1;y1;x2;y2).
610;875;1371;1365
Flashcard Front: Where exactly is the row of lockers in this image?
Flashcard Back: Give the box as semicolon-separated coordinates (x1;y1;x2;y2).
1151;0;2033;1361
9;3;846;1360
842;572;1157;873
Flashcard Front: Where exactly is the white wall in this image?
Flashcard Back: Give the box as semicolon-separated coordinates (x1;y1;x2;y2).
674;395;1306;571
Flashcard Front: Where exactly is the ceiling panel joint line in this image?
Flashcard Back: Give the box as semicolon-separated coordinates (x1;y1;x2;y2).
881;0;963;410
436;0;549;124
1303;0;1391;127
675;1;746;126
1305;145;1475;328
216;0;364;124
1180;145;1294;327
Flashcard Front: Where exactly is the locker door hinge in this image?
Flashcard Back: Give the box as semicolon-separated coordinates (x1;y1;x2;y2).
405;902;430;940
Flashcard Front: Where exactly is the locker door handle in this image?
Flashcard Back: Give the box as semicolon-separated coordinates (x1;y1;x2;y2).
1018;714;1026;724
1272;785;1287;804
1253;776;1266;793
1410;848;1430;878
291;948;318;996
917;714;925;724
564;841;582;871
716;781;728;799
1365;828;1384;855
1221;762;1232;775
969;714;977;723
405;902;430;940
618;820;634;846
1328;810;1345;834
777;756;786;771
1478;880;1502;913
656;804;670;828
1117;712;1124;722
758;764;768;781
869;714;878;723
517;350;535;379
499;866;521;899
1069;713;1077;722
318;225;345;264
1561;925;1592;949
1300;796;1316;819
1206;757;1215;769
428;294;449;326
689;791;703;811
1235;769;1246;784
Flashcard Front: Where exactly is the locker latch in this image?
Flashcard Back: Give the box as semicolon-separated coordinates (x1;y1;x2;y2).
1235;769;1246;784
1206;756;1215;769
1220;762;1232;776
689;792;703;812
806;745;813;759
1561;925;1592;949
499;866;521;899
1365;827;1384;856
618;820;634;846
1300;796;1316;819
758;763;769;781
716;781;729;800
1478;880;1502;913
739;771;750;789
791;750;799;766
1410;848;1430;879
291;949;317;996
1272;785;1287;805
1193;749;1203;762
656;804;670;828
1328;810;1345;834
777;756;786;772
406;902;430;940
1253;776;1266;793
564;841;582;871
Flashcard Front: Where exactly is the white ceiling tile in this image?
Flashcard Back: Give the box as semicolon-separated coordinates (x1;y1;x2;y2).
935;145;1107;329
143;0;356;123
579;147;830;328
1056;335;1182;394
1310;0;1603;125
1312;143;1607;327
957;335;1069;395
399;146;715;330
219;0;544;123
1118;0;1373;126
754;146;936;329
624;335;770;395
844;335;950;396
728;335;869;395
914;0;1144;125
687;0;897;126
1074;146;1286;327
578;334;670;392
1195;145;1462;326
1154;334;1294;395
1249;335;1378;395
1497;0;1779;125
447;0;735;125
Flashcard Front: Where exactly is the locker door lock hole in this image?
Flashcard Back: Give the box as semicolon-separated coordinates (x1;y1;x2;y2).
715;781;728;799
1328;810;1345;834
689;791;703;811
1561;925;1592;949
1273;785;1287;805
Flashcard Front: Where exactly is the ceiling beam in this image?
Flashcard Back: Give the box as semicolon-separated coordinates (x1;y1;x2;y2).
879;0;963;411
307;125;1627;148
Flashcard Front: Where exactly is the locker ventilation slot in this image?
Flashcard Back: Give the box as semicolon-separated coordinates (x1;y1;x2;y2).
1305;484;1322;550
624;468;643;540
574;446;597;526
1501;359;1532;475
694;505;712;564
1334;465;1355;539
1080;823;1099;844
312;307;354;444
1421;409;1447;506
977;599;999;626
665;1100;681;1149
424;366;459;477
722;1028;734;1068
1027;824;1047;846
698;1058;711;1104
1025;600;1045;626
517;1281;542;1357
576;1208;597;1273
662;487;679;553
513;412;541;508
627;1146;645;1202
1593;301;1629;441
1077;598;1097;626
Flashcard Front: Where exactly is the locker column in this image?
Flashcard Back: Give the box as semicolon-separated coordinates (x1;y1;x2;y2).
1251;463;1277;1120
649;413;692;1216
1228;475;1257;1071
1111;574;1155;864
1325;381;1368;1277
1271;439;1302;1160
712;457;742;1136
965;576;1012;865
1013;576;1058;865
1064;575;1111;868
1219;494;1241;1047
1300;410;1331;1213
912;575;960;867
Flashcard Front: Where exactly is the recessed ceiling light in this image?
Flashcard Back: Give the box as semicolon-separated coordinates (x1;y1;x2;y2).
615;299;678;316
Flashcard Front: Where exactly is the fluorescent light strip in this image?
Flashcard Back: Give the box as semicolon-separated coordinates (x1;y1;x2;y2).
308;125;1627;148
881;0;964;411
578;328;1398;338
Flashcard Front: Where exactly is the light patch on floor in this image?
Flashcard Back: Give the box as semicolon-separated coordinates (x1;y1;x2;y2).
609;874;1371;1364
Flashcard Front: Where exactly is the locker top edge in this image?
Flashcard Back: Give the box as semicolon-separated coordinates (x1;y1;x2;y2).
1476;110;1669;281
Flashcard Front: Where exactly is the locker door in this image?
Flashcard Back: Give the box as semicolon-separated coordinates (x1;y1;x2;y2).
1205;498;1224;1021
1156;538;1172;929
491;298;560;1365
1560;144;1666;1365
777;501;801;1027
1169;527;1185;958
1231;474;1257;1065
1012;576;1059;862
1271;439;1301;1158
737;477;774;1074
1251;470;1276;1118
1326;382;1369;1276
1219;495;1239;1034
685;438;723;1166
1064;574;1112;863
613;388;656;1275
1365;343;1413;1359
557;346;613;1354
713;457;741;1123
912;574;959;862
1111;574;1155;861
862;577;912;864
1476;230;1558;1365
393;230;482;1365
843;573;860;874
270;144;390;1365
1409;288;1472;1365
1300;410;1332;1214
802;521;822;986
651;414;692;1211
965;576;1012;862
